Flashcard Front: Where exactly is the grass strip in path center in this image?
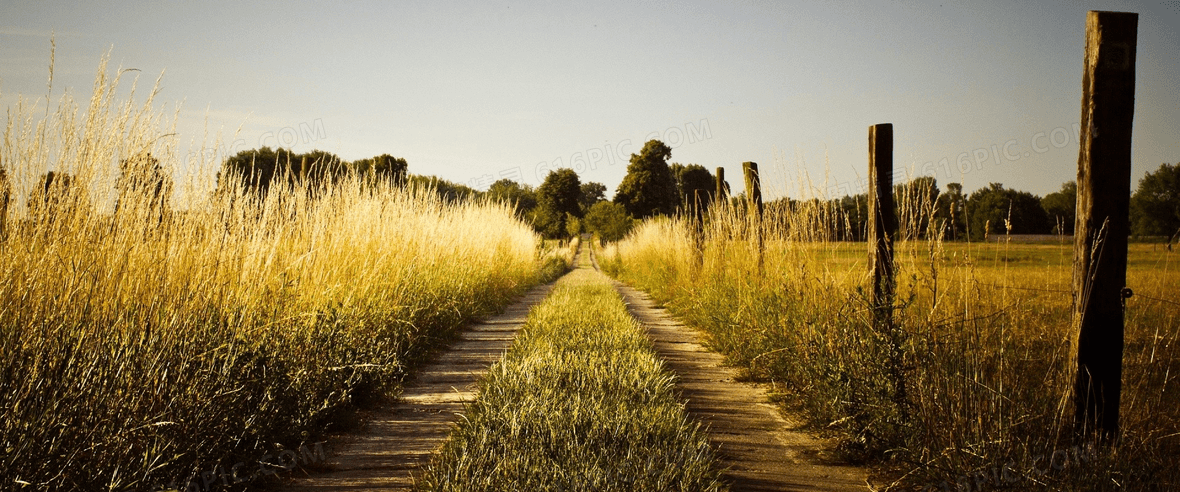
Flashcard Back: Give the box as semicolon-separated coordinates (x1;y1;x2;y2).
419;252;724;491
592;245;871;491
284;277;564;490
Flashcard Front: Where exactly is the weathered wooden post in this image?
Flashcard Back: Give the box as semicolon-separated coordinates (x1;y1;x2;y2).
742;162;764;273
716;167;728;204
869;123;909;421
691;188;706;265
1072;10;1137;444
868;124;895;327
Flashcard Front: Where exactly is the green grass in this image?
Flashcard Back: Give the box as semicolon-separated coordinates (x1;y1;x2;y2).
419;255;725;492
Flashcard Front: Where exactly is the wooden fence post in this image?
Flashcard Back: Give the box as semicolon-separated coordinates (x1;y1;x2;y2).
1072;10;1137;444
692;189;706;265
742;162;764;273
868;124;895;327
716;167;728;204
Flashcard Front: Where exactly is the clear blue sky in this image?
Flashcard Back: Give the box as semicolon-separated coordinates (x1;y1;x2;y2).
2;1;1177;199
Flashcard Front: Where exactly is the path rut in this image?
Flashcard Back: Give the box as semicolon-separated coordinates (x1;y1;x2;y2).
284;280;557;491
593;248;870;491
286;244;869;491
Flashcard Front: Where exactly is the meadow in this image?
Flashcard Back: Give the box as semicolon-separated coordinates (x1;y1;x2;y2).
420;250;724;492
601;203;1180;490
0;57;548;490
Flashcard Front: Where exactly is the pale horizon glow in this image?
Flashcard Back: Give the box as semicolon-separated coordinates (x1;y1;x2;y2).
1;1;1177;200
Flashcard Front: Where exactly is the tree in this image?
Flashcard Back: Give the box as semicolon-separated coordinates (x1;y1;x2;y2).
115;152;173;226
583;201;635;242
535;168;582;238
219;147;347;196
487;178;537;217
407;174;479;203
528;205;564;239
1130;163;1180;237
934;183;967;240
565;213;582;237
966;183;1051;240
579;182;607;212
838;193;869;241
355;154;408;187
614;139;677;219
1041;181;1077;235
29;171;88;226
670;163;715;213
299;150;347;186
893;176;939;239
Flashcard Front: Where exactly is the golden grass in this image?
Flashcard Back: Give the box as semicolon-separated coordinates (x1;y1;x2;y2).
420;249;723;491
604;200;1180;490
0;55;542;490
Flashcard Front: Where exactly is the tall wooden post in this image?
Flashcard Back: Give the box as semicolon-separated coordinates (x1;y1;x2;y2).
716;167;728;204
691;189;706;265
1072;10;1137;444
868;124;895;326
742;162;764;273
869;123;909;421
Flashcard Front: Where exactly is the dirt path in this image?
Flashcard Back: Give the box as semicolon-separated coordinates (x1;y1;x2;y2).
591;248;870;491
284;278;560;490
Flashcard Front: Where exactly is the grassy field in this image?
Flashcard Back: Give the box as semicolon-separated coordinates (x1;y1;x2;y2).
419;251;724;492
602;209;1180;490
0;57;547;490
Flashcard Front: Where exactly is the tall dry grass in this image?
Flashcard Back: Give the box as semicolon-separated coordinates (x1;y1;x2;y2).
0;55;542;490
421;245;723;492
603;179;1180;490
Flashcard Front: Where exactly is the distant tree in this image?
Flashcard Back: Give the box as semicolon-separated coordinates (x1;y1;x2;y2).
565;213;582;237
583;201;635;242
355;154;408;188
579;181;607;212
538;169;583;218
1130;163;1180;238
838;193;869;241
934;182;968;240
219;147;285;195
297;150;346;187
487;178;538;217
893;176;939;239
29;171;87;226
614;139;677;219
218;147;350;196
528;205;564;239
966;183;1051;240
115;152;173;226
532;169;582;238
407;174;479;203
1041;181;1077;235
670;163;715;213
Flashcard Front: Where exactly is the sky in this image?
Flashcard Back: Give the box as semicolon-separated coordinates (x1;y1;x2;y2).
1;0;1178;200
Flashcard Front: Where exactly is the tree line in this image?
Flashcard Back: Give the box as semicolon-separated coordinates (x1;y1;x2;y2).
5;141;1174;245
811;160;1178;242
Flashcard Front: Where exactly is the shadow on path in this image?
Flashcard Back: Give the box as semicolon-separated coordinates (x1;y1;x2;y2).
284;276;562;490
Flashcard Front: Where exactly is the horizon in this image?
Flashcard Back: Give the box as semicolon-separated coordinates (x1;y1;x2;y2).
2;1;1177;201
